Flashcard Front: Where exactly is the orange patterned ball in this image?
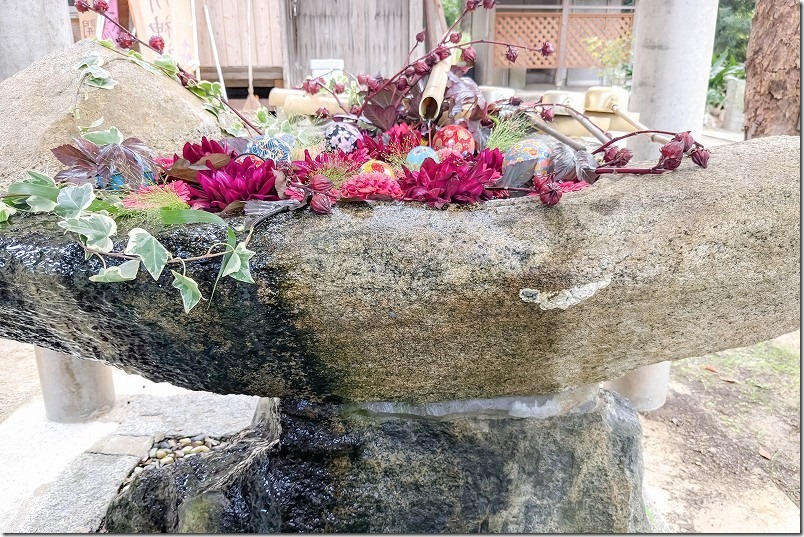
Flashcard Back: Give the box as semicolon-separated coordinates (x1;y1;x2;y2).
431;125;476;155
360;159;396;178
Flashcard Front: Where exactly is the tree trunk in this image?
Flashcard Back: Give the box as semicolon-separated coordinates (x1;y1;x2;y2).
743;0;801;138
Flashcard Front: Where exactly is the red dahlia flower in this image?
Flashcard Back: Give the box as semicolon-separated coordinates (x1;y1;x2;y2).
176;136;236;164
188;158;281;211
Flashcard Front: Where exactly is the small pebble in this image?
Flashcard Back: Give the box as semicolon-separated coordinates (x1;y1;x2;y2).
179;438;192;446
148;448;158;458
168;439;177;448
192;440;204;447
133;467;144;475
155;449;168;459
185;453;196;458
191;433;206;442
153;432;165;443
182;446;194;454
158;440;171;449
174;450;184;458
161;456;175;465
190;445;205;454
145;463;156;471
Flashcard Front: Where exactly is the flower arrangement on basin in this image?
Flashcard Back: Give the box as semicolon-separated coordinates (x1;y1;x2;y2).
0;0;711;313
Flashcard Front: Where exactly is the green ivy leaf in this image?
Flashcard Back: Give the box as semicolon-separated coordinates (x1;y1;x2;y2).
96;38;117;50
81;127;124;145
124;227;171;281
171;270;202;313
85;76;118;90
24;171;56;186
159;208;226;226
89;259;140;283
126;50;162;75
55;183;95;219
153;54;179;80
0;200;17;222
75;52;103;70
226;242;256;283
78;117;105;133
58;213;117;252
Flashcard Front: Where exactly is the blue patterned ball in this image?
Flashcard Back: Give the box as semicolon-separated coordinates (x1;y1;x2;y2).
323;122;362;153
405;145;440;167
244;135;293;163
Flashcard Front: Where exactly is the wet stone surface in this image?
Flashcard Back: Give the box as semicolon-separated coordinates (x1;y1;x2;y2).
102;391;651;533
0;137;799;402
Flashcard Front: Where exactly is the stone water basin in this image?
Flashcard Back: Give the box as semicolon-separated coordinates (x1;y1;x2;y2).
0;136;798;404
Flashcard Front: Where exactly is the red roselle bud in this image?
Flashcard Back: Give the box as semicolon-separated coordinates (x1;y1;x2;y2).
302;78;320;95
116;32;135;49
465;0;480;11
539;183;562;207
603;147;633;167
690;147;711;168
404;66;415;77
540;41;556;57
350;105;361;115
310;174;334;192
148;35;165;53
93;0;109;13
315;107;329;118
449;32;462;43
396;77;410;91
425;53;439;67
366;77;381;92
460;46;477;63
75;0;91;12
532;174;551;192
310;192;333;214
414;60;431;75
483;0;497;8
356;73;369;85
509;96;522;106
505;46;519;64
672;131;695;152
658;140;684;170
540;106;555;122
333;82;345;94
434;46;451;60
416;30;426;43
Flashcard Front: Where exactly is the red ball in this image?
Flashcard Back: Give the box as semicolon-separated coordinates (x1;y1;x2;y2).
431;125;476;155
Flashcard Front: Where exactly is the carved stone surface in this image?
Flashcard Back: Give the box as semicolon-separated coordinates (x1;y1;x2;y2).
103;389;651;533
0;40;225;189
0;137;798;402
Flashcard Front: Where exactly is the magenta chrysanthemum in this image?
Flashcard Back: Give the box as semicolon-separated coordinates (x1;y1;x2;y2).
338;172;404;201
188;158;281;211
176;137;235;164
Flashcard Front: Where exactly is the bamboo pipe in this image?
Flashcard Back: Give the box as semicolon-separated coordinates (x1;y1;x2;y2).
419;56;454;121
584;86;671;144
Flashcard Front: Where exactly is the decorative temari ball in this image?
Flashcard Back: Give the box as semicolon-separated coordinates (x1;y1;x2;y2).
503;137;554;177
431;125;476;154
244;135;293;163
323;122;362;153
405;145;440;167
360;159;396;177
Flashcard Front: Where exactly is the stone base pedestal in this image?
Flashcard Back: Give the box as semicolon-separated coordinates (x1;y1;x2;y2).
103;388;650;533
35;347;116;423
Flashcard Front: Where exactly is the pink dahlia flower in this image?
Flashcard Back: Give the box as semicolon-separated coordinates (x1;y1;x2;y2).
338;172;404;201
122;181;191;210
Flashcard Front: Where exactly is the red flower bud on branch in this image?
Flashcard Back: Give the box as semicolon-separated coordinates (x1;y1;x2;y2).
449;32;462;43
603;146;633;167
333;82;346;94
116;32;135;49
657;140;684;170
93;0;109;13
425;53;439;67
540;41;556;57
416;30;426;43
357;74;369;85
672;131;695;152
413;60;431;75
310;192;333;214
509;96;522;106
483;0;497;8
465;0;481;11
434;46;451;60
505;46;519;64
315;107;329;118
148;35;165;53
460;46;477;63
396;77;410;91
75;0;91;12
539;183;562;207
540;106;555;122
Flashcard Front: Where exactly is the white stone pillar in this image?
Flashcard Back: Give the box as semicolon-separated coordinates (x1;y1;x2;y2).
35;347;116;422
0;0;73;81
627;0;719;160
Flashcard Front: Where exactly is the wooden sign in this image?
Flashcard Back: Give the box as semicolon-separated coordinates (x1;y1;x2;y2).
129;0;199;71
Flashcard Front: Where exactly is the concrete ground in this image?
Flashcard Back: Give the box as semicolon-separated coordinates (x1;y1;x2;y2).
0;330;798;533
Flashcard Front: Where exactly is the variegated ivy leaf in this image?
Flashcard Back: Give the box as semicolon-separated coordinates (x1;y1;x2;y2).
55;183;95;219
171;270;202;313
58;213;117;252
124;228;171;281
0;200;17;222
225;242;256;284
89;259;140;283
26;196;58;213
81;127;124;146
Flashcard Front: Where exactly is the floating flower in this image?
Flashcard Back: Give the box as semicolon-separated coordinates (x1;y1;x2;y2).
338;172;404;201
293;147;369;186
122;181;191;210
188;158;281;211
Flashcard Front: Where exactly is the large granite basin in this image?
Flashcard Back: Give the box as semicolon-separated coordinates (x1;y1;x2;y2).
0;136;798;403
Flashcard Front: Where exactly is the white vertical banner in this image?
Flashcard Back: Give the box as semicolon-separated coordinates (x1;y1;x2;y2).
129;0;198;72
